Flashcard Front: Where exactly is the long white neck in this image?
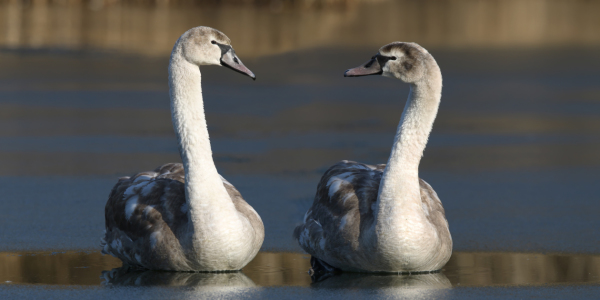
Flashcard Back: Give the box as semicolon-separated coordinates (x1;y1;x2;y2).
168;45;235;236
374;65;442;235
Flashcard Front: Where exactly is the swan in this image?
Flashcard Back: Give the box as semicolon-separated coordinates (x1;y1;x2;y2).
101;26;264;272
293;42;451;273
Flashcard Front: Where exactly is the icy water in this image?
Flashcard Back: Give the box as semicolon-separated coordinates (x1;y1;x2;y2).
1;0;600;299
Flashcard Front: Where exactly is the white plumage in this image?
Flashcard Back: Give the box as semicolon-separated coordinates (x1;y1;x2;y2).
294;42;452;274
102;27;263;272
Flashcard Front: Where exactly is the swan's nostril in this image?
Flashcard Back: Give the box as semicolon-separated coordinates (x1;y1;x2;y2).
234;57;239;64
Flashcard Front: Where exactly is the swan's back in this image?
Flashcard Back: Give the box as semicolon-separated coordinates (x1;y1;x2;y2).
294;161;383;253
102;163;264;271
293;160;451;272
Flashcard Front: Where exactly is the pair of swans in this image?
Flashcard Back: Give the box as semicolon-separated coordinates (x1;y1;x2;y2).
101;26;451;274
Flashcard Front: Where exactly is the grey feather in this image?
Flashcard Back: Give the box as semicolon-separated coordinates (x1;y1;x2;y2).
101;163;264;271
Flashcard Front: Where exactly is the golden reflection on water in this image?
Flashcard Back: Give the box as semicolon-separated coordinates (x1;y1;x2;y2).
0;0;599;57
1;251;599;287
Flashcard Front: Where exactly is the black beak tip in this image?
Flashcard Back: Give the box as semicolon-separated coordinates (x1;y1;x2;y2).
344;70;359;77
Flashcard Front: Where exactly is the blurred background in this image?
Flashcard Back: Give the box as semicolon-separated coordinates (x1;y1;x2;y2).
0;0;599;262
1;0;600;55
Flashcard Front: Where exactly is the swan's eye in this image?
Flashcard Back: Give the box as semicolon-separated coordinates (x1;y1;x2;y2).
390;56;397;60
211;40;217;44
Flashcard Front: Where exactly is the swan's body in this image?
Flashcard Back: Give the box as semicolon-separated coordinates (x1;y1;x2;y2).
101;27;263;271
294;42;451;273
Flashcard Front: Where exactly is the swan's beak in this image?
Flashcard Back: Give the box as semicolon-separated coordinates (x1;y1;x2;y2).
220;47;256;80
344;55;383;77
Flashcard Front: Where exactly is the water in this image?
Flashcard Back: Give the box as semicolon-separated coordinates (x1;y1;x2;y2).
0;0;599;299
1;251;599;287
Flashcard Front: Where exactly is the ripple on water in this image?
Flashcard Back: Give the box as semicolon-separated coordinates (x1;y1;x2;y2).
0;251;599;288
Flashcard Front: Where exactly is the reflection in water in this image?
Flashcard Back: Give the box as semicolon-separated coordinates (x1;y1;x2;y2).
445;252;600;286
244;252;312;287
311;272;452;299
311;272;451;289
1;251;600;287
102;267;256;287
0;0;598;57
0;251;118;285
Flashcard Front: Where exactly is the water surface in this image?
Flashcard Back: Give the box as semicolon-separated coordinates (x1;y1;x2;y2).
2;251;599;287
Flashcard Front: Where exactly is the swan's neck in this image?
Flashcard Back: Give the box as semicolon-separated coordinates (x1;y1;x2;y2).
374;69;442;231
168;51;234;230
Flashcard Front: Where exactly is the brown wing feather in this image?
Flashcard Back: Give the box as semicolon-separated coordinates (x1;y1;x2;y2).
294;160;450;266
294;160;384;255
102;163;189;270
102;163;263;271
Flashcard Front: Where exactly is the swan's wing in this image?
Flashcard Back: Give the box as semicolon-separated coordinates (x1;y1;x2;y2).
294;160;384;256
102;163;263;269
294;161;451;265
219;174;265;250
419;179;452;249
102;163;190;269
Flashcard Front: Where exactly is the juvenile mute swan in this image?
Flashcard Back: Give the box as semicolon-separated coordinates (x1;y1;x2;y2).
101;27;264;271
294;42;451;273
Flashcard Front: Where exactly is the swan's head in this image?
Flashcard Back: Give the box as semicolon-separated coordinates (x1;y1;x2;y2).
176;26;255;80
344;42;431;83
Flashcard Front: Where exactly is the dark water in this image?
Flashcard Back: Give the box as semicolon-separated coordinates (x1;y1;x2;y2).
1;0;600;299
1;47;599;254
